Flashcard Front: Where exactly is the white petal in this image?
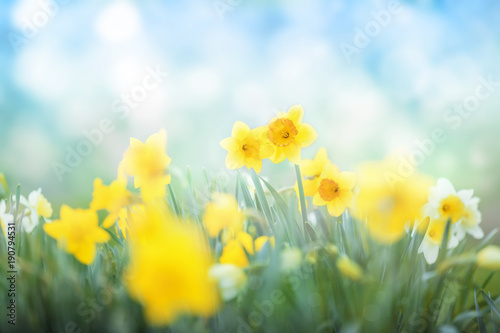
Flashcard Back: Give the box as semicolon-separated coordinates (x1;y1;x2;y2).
458;189;474;205
437;178;456;196
424;243;439;264
19;195;30;208
28;189;42;207
468;226;484;239
454;226;466;241
447;235;459;249
468;197;480;208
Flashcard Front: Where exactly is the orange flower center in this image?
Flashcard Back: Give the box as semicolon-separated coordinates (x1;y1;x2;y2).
318;178;340;201
267;118;298;147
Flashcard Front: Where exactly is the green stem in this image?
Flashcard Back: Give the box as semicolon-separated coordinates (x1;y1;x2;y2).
295;164;308;237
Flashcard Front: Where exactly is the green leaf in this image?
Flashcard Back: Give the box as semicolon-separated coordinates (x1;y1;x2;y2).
475;289;487;333
481;291;500;318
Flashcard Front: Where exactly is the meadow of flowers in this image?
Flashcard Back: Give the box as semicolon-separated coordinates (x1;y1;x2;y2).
1;105;499;333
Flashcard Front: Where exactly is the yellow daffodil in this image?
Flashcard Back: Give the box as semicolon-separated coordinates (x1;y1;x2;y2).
219;232;275;268
337;256;363;281
267;105;317;165
354;160;433;244
90;178;132;228
203;193;244;239
220;122;274;173
44;206;110;265
119;129;172;202
300;147;330;196
312;162;356;217
124;205;218;325
477;246;500;270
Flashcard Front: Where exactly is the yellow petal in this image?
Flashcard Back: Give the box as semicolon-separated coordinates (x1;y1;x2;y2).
339;190;354;207
269;147;286;164
284;142;301;165
74;243;97;265
313;193;327;206
90;227;111;243
321;162;340;181
286;105;304;124
237;232;254;255
220;137;237;151
295;123;317;148
338;172;356;190
255;236;274;251
303;177;319;197
231;121;251;139
225;152;245;169
315;147;329;166
327;198;346;217
245;158;262;173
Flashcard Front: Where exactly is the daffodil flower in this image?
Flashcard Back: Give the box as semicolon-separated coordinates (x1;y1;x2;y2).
299;147;330;196
455;196;484;240
312;162;355;217
266;105;317;165
417;217;459;264
220;121;274;173
124;205;219;325
219;232;275;268
119;129;172;202
423;178;470;224
202;193;244;239
90;178;132;228
44;206;110;265
354;160;433;244
18;188;53;233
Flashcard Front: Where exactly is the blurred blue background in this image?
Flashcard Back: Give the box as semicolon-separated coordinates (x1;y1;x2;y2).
0;0;499;229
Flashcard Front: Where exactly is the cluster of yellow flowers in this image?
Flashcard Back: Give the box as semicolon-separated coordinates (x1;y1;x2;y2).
27;104;498;326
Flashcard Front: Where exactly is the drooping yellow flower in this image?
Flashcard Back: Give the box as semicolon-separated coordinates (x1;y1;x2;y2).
124;205;218;325
312;162;356;217
202;193;244;238
477;246;500;270
266;105;317;165
119;129;172;202
299;147;330;196
219;232;275;268
220;122;274;173
337;256;363;281
90;178;132;228
44;206;110;265
354;160;433;244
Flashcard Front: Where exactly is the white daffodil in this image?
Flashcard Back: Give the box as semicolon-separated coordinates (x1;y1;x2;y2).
19;188;53;233
418;217;459;264
423;178;473;225
209;264;247;301
455;197;484;241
